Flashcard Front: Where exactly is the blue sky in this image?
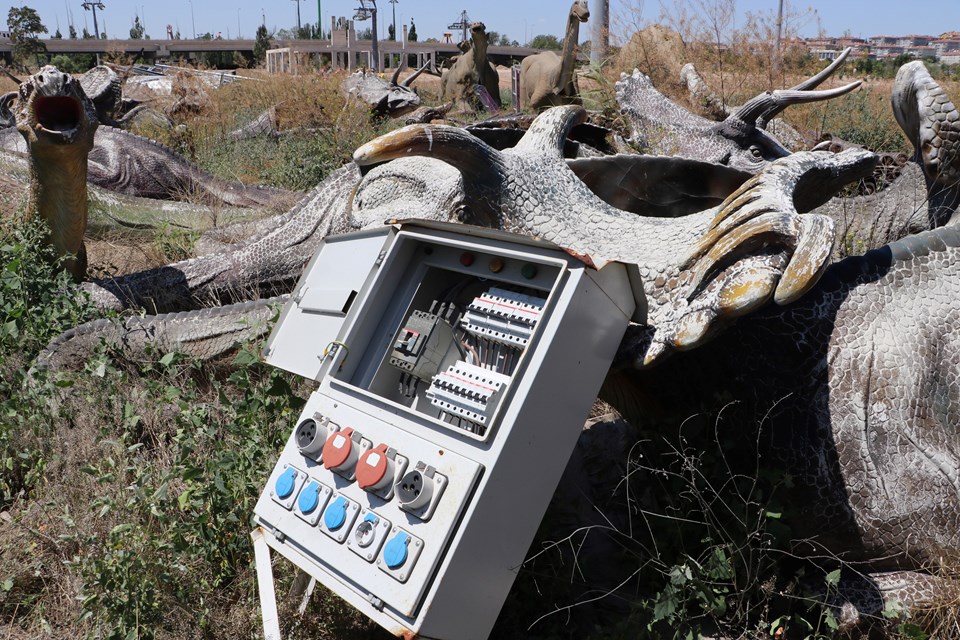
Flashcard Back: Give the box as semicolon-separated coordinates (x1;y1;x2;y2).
13;1;960;44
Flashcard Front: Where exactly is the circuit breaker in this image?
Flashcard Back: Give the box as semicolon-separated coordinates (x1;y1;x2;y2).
253;221;643;640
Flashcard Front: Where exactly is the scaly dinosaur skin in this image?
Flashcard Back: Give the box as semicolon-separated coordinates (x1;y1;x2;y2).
15;66;98;281
603;223;960;619
82;107;876;371
816;62;960;260
519;0;590;111
34;296;282;372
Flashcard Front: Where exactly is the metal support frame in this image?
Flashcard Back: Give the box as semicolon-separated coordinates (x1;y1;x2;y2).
252;527;282;640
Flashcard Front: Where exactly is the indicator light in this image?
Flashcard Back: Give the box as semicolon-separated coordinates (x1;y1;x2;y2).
521;263;538;279
459;252;475;266
488;257;504;273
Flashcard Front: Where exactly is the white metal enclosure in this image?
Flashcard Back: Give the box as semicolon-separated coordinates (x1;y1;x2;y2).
253;222;642;639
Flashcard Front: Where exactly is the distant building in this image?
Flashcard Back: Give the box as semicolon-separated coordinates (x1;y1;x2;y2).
942;52;960;66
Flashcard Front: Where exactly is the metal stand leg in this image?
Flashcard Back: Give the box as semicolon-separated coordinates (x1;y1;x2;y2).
287;569;317;616
252;528;282;640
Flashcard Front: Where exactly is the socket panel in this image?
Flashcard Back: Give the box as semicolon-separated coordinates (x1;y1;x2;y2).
254;389;483;617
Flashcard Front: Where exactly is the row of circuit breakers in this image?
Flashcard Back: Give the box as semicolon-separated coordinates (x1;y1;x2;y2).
255;223;641;640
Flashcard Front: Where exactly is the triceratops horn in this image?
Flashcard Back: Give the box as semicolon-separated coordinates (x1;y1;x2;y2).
389;65;403;86
400;61;431;87
789;47;851;93
731;81;862;128
353;124;507;183
514;105;588;157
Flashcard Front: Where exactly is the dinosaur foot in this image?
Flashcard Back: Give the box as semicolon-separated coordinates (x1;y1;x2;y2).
824;569;960;634
639;149;878;367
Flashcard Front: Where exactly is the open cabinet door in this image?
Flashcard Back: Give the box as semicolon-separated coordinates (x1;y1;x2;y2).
263;227;396;381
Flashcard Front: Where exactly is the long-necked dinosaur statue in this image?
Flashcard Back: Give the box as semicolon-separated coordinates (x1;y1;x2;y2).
440;22;502;112
519;0;590;111
14;66;98;281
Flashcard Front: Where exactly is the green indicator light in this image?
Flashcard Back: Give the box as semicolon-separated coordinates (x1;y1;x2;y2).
521;263;538;279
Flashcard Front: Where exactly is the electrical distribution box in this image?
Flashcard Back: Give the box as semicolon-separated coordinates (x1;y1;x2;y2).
254;221;643;639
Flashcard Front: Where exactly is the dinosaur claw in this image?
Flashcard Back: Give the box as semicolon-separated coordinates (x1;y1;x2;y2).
686;212;798;299
774;214;835;305
716;259;781;316
670;308;716;350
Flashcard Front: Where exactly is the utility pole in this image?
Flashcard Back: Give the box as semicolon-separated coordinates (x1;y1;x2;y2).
448;10;468;44
317;0;322;38
80;1;105;40
188;0;195;38
389;0;397;41
775;0;784;73
590;0;609;65
354;0;378;71
293;0;302;33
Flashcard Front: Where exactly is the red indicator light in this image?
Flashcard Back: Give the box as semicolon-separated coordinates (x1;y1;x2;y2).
460;252;475;266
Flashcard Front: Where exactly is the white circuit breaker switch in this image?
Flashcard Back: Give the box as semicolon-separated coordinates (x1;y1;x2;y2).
461;288;546;348
426;361;510;426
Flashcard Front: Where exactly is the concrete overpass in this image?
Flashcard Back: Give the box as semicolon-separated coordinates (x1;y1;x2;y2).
0;36;538;69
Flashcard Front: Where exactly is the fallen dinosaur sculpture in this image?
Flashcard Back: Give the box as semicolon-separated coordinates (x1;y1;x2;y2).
519;0;590;111
32;75;960;626
68;106;873;372
604;220;960;624
440;22;502;112
15;66;98;281
342;62;430;118
616;57;862;172
678;53;850;150
0;113;297;208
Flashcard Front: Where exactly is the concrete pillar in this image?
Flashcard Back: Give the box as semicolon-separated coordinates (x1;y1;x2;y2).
590;0;609;65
